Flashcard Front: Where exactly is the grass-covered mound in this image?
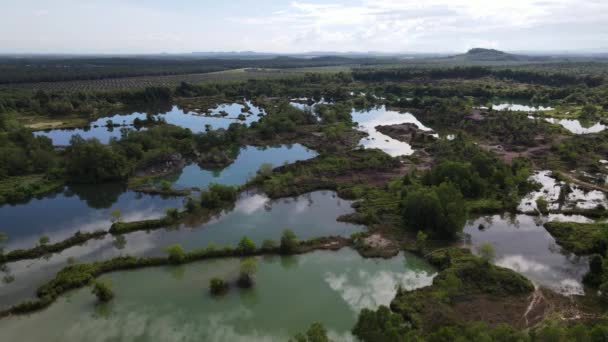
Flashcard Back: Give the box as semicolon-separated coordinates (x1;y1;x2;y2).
544;221;608;255
390;248;534;331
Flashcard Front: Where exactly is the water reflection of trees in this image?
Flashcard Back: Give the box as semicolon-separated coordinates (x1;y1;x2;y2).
65;182;127;209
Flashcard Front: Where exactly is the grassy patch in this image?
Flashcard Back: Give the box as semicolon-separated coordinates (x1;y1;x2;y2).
0;175;64;205
544;221;608;255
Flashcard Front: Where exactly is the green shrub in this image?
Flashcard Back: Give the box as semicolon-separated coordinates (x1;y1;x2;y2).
536;196;549;215
237;236;256;254
209;277;228;295
91;280;114;303
237;258;257;288
165;244;185;264
165;208;179;220
280;229;298;254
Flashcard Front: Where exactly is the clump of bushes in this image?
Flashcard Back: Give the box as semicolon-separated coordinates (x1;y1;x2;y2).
280;229;299;254
200;184;238;209
209;277;228;296
165;244;186;264
91;280;114;303
237;237;256;255
237;258;258;288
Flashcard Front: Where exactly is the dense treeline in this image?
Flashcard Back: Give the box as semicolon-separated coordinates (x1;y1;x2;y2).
0;87;172;117
353;66;605;87
0;56;390;84
0;72;354;118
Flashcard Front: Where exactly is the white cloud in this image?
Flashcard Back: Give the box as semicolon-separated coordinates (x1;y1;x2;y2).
239;0;608;52
0;0;607;52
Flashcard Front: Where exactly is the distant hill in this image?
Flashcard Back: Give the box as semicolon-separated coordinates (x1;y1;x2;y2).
447;48;525;61
466;48;521;61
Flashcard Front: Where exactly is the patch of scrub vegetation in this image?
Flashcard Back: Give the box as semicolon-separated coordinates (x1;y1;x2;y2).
250;148;401;198
548;131;608;177
347;313;608;341
543;221;608;255
349;138;536;243
542;221;608;293
332;247;578;341
0;174;63;205
387;248;534;331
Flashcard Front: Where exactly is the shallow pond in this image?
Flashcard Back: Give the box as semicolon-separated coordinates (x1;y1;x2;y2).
518;170;607;212
0;183;182;251
463;214;589;295
351;106;435;157
490;103;554;112
0;248;435;342
161;144;317;189
541;117;606;135
35;101;264;145
289;97;331;116
0;191;364;308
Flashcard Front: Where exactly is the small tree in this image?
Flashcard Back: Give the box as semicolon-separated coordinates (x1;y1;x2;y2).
256;163;274;178
165;208;179;220
91;280;114;303
237;257;258;288
38;235;50;246
166;244;186;264
415;231;428;253
237;236;256;254
536;196;549;215
160;180;172;192
280;229;298;254
209;277;228;295
184;197;198;213
110;209;122;223
478;243;496;264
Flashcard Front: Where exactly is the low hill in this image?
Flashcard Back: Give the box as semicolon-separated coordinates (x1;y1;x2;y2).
447;48;545;62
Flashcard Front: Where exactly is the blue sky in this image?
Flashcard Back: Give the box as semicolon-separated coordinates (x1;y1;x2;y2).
1;0;607;53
